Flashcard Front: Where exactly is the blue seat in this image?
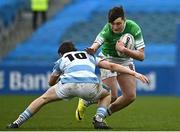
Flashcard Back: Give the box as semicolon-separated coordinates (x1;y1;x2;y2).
1;0;177;66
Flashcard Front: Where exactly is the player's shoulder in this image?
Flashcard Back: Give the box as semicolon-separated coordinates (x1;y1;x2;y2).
95;56;106;64
104;23;111;29
126;19;141;28
99;23;113;38
125;19;142;36
100;23;111;33
55;58;62;64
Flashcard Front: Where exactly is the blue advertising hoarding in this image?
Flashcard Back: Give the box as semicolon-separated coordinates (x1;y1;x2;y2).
0;64;176;96
0;64;52;94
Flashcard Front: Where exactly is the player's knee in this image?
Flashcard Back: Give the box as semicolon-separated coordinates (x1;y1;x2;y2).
125;93;136;103
40;95;51;104
111;96;117;103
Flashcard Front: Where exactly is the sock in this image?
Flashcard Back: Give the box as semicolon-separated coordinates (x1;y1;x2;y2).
83;100;97;107
13;109;32;127
95;106;108;122
107;107;112;116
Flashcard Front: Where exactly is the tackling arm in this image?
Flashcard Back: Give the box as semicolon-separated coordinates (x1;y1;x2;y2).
48;72;60;86
98;59;149;84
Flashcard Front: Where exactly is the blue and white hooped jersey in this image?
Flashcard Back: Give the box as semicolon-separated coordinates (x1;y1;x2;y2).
52;51;101;84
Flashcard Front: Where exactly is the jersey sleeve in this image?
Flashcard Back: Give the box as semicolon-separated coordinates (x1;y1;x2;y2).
52;59;62;75
95;56;105;65
133;24;145;50
94;24;109;45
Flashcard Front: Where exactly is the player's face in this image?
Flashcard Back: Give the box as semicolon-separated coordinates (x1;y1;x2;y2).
111;17;125;33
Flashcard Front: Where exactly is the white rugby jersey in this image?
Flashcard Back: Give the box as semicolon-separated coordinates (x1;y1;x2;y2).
52;51;101;84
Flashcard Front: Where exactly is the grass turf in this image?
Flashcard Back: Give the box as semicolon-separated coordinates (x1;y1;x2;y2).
0;95;180;131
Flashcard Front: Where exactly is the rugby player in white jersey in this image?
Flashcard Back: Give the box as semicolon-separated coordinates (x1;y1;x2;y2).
7;41;149;129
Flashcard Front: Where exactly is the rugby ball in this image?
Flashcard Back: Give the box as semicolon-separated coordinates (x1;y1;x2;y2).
116;33;135;56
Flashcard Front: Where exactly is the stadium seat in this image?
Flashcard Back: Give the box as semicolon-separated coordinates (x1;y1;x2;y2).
1;0;179;66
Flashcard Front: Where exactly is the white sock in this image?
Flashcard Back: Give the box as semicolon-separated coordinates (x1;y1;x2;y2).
14;109;32;126
95;106;108;122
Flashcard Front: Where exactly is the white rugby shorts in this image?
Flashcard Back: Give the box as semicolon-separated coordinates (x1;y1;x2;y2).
55;82;103;101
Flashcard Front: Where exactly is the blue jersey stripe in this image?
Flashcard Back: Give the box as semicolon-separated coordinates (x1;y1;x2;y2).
66;65;95;73
95;66;101;77
61;77;99;84
53;59;62;72
89;56;96;65
53;51;102;84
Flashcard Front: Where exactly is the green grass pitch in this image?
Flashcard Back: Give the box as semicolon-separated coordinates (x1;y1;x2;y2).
0;95;180;131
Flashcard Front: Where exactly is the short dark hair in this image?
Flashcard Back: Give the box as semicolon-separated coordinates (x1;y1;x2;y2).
58;41;77;55
108;6;125;23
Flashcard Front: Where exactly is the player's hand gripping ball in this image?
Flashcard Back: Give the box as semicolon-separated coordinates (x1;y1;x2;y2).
116;33;135;56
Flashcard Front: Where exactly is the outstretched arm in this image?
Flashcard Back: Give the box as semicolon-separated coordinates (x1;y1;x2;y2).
98;59;149;84
85;42;100;55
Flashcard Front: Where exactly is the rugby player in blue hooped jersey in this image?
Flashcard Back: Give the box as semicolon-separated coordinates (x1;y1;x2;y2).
7;41;149;129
